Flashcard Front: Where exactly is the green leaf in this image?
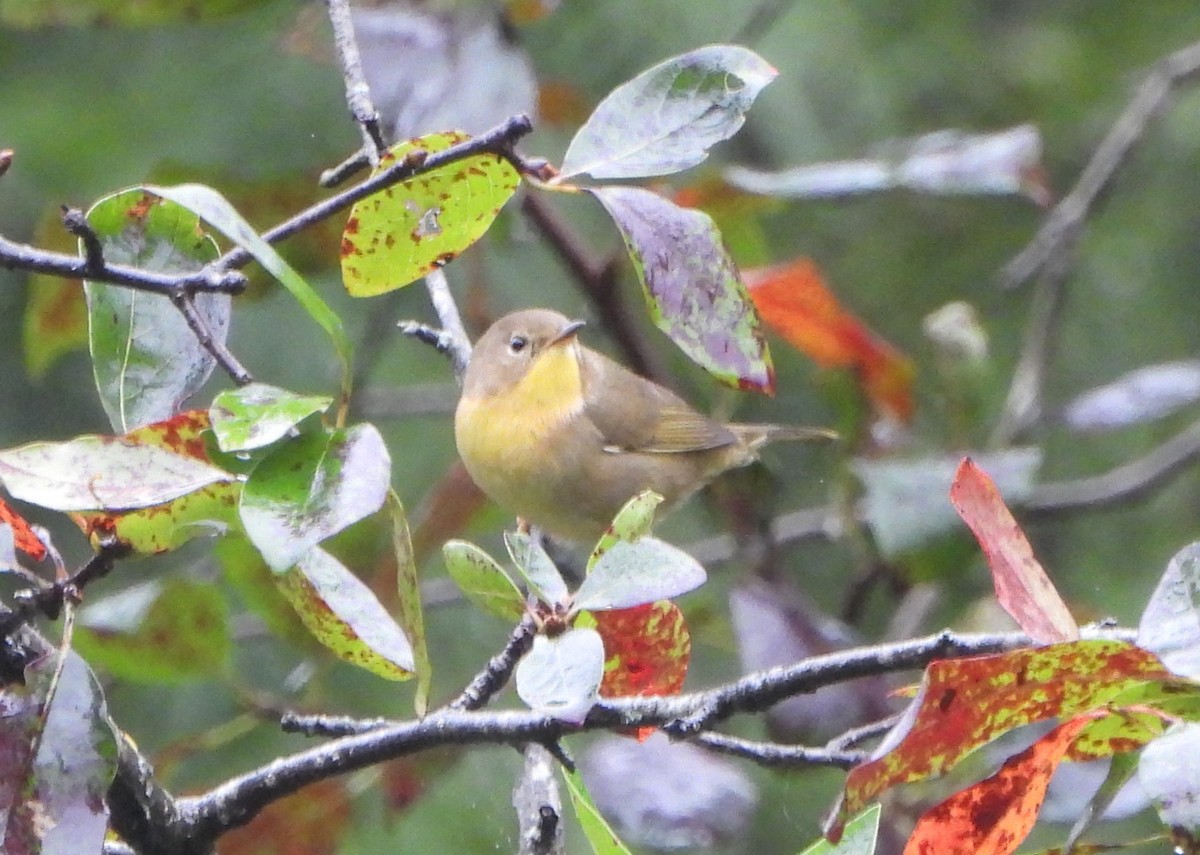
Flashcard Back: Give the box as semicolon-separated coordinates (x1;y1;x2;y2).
588;185;774;392
561;766;635;855
216;536;313;647
83;188;226;432
442;539;525;620
588;490;664;568
210;383;333;453
559;45;776;181
852;447;1042;559
146;183;353;408
515;629;604;724
0;433;235;511
1;0;265;27
574;537;706;612
275;547;415;678
240;424;391;571
389;491;430;716
797;804;880;855
0;651;117;855
340;132;520;297
504;530;568;604
75;578;230;682
1063;752;1140;852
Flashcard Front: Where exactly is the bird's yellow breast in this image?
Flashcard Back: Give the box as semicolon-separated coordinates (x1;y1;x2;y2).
455;343;585;487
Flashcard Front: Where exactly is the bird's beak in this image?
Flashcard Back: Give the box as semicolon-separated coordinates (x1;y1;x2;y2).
548;319;585;347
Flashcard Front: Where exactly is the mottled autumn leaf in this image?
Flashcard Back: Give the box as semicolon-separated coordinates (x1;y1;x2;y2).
0;497;46;562
594;601;690;741
220;778;351;855
950;457;1079;643
836;640;1174;825
902;716;1091;855
745;258;914;420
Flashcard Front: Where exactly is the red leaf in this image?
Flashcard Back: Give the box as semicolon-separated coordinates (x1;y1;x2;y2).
902;716;1092;855
0;497;46;562
950;458;1078;644
745;258;914;420
220;778;351;855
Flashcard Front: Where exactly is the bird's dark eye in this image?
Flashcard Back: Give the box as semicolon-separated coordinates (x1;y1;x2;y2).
508;335;528;354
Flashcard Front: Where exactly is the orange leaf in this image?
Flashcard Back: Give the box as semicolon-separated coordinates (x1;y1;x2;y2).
903;715;1092;855
594;601;691;741
745;258;914;420
0;497;46;562
836;640;1173;825
950;458;1078;644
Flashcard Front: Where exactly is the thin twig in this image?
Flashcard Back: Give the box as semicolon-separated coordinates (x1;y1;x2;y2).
451;614;538;711
825;713;903;752
170;290;254;386
514;744;565;855
0;536;127;638
1026;414;1200;513
690;731;866;769
60;206;103;271
421;269;474;382
1001;39;1200;289
320;150;371;188
324;0;387;164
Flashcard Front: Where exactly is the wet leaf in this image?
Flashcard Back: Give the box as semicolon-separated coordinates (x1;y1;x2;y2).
340;132;520;297
1139;541;1200;677
559;45;776;181
148;182;353;401
515;629;604;723
561;765;635;855
853;447;1042;559
836;640;1174;824
589;185;773;392
0;651;116;855
580;732;756;850
71;411;241;554
83;188;226;432
276;547;415;679
902;716;1090;855
240;424;391;571
210;383;333;453
389;492;430;716
0;430;235;512
442;539;524;620
1139;722;1200;840
505;530;568;604
950;457;1078;643
588;490;663;568
746;258;914;420
75;577;230;682
216;536;313;647
593;601;690;700
574;538;706;612
799;804;881;855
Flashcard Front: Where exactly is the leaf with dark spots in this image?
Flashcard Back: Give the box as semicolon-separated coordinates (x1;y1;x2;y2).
275;547;415;679
902;716;1091;855
341;132;520;297
240;424;391;571
588;185;773;392
210;383;333;453
834;640;1174;828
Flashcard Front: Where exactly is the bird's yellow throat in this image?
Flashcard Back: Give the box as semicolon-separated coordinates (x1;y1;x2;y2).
457;340;584;453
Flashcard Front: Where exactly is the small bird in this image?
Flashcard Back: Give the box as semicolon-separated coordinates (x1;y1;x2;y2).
454;309;835;542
